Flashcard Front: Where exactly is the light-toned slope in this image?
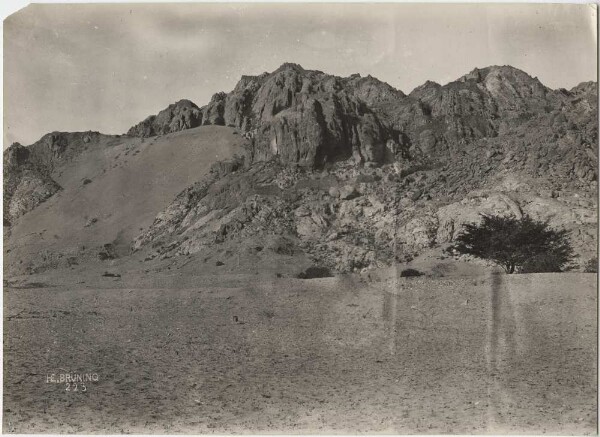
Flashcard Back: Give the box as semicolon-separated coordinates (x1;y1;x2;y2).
5;126;245;272
3;273;596;433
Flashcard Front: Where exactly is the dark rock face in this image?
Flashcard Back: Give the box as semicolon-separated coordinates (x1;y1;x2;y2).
4;142;61;225
127;99;203;137
207;63;400;167
125;63;596;175
126;63;407;167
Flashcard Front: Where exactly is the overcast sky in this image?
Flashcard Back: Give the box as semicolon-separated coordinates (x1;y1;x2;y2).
3;3;598;147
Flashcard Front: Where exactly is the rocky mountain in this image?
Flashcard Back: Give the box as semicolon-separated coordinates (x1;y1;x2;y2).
4;63;597;275
126;63;597;273
124;64;597;196
129;63;412;167
127;64;596;173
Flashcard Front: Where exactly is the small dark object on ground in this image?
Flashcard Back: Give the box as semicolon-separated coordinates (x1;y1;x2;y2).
102;272;121;278
400;268;423;278
82;178;92;185
297;266;333;279
66;256;79;266
8;282;51;289
84;217;98;227
98;243;117;261
216;260;224;266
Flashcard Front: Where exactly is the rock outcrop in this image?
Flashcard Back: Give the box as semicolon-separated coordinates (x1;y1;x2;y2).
132;138;597;272
127;99;203;137
3;142;61;225
125;64;597;183
126;63;408;168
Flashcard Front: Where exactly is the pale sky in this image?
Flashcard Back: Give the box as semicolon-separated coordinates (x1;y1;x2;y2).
3;3;598;147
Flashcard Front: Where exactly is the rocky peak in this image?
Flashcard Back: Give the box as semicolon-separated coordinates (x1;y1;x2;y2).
456;65;550;104
409;80;441;101
210;93;227;103
127;99;203;137
232;74;269;93
570;81;597;96
460;65;535;83
274;62;306;74
346;74;407;105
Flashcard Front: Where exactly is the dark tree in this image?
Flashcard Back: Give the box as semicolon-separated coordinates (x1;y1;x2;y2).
453;215;574;274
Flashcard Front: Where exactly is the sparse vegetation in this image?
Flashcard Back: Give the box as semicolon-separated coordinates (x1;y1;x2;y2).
400;268;423;277
453;215;574;274
297;266;332;279
101;272;121;278
584;257;598;273
98;243;117;261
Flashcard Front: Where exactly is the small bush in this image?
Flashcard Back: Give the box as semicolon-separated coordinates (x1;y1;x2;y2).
98;243;116;261
297;266;332;279
400;268;423;278
584;257;598;273
102;272;121;278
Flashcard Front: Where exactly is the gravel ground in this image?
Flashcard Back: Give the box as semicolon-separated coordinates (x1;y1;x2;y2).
3;272;596;434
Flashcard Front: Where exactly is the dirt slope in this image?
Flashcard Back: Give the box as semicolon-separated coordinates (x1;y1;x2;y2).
4;126;246;274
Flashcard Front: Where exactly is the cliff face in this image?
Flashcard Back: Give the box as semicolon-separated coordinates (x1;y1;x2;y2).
126;63;597;177
128;64;404;167
3;142;61;225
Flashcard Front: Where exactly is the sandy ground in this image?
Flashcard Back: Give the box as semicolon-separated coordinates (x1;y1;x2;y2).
3;271;597;434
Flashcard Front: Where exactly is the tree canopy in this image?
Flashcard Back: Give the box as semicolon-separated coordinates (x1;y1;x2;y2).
453;214;574;274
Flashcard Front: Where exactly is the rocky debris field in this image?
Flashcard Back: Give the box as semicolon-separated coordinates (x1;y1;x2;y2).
132;150;596;275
